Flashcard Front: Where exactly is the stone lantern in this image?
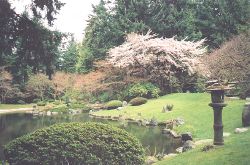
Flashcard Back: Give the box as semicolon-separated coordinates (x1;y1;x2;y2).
207;82;231;145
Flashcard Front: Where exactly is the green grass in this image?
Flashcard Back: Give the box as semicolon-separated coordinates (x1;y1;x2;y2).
94;93;246;139
0;104;32;110
95;93;248;164
155;130;250;165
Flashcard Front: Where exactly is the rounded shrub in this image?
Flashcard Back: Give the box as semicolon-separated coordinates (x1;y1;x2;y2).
105;100;122;110
4;122;145;165
37;101;46;106
129;97;147;106
32;98;41;103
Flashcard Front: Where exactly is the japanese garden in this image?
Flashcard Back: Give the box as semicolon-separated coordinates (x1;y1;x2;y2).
0;0;250;164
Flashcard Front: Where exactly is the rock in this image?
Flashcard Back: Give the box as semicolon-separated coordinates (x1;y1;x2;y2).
201;144;215;152
122;101;128;107
162;128;171;134
117;107;123;110
242;103;250;127
148;118;158;126
182;140;195;152
234;127;248;134
175;118;185;126
145;156;158;165
163;153;178;159
47;111;52;116
181;132;193;141
170;130;181;138
195;139;213;146
51;112;59;115
176;147;183;153
223;132;231;137
162;129;181;138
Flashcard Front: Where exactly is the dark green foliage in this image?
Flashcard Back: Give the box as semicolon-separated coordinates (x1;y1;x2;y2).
128;82;160;98
0;0;64;83
32;98;41;103
129;97;147;106
4;122;145;165
59;36;78;73
196;0;250;48
105;100;123;109
82;0;249;64
36;101;46;106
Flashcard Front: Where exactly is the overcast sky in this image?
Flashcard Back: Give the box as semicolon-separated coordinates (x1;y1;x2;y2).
11;0;100;41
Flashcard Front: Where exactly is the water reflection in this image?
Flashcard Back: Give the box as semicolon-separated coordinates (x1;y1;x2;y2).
0;113;181;160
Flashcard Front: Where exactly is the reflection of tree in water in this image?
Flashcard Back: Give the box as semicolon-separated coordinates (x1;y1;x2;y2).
0;115;6;130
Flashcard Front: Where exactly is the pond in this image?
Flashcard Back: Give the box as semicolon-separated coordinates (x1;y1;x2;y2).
0;113;181;161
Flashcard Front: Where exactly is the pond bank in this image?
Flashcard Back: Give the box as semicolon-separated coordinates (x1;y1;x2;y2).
0;108;33;114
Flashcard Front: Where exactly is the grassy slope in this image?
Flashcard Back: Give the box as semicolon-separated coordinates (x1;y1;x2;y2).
95;93;249;164
94;93;246;139
155;130;250;165
0;104;32;110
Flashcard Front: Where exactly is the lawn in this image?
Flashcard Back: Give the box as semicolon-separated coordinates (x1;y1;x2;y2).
93;93;246;139
155;130;250;165
0;104;32;110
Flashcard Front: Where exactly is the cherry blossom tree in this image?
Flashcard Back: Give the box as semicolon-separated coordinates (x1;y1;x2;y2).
107;31;209;92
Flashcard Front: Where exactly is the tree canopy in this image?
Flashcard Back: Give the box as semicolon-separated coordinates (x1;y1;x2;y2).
0;0;64;83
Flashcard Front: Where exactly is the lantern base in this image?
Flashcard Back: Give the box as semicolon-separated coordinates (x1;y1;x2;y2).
213;141;224;145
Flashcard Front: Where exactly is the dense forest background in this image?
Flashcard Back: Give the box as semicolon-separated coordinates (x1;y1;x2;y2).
0;0;249;103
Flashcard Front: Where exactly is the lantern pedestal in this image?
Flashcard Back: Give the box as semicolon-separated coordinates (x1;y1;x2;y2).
207;86;230;145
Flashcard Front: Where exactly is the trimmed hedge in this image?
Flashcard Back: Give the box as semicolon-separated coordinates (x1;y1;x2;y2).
105;100;122;110
4;122;145;165
129;97;147;106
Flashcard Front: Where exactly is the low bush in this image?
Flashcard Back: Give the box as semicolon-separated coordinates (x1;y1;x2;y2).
4;122;145;165
106;100;122;110
53;100;61;105
46;99;54;103
51;104;68;113
32;98;41;103
17;100;26;104
128;82;160;99
37;101;46;106
69;103;91;112
129;97;147;106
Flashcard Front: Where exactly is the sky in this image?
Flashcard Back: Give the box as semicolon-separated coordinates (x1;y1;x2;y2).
10;0;100;41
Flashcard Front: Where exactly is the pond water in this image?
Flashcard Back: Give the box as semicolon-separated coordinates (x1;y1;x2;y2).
0;113;181;161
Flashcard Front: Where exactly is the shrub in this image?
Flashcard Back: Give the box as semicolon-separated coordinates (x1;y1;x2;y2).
51;104;68;113
106;100;122;110
17;100;26;104
128;82;160;98
69;103;91;112
129;97;147;106
26;74;55;101
4;122;145;165
46;99;54;103
37;101;46;106
32;98;41;103
53;100;61;105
